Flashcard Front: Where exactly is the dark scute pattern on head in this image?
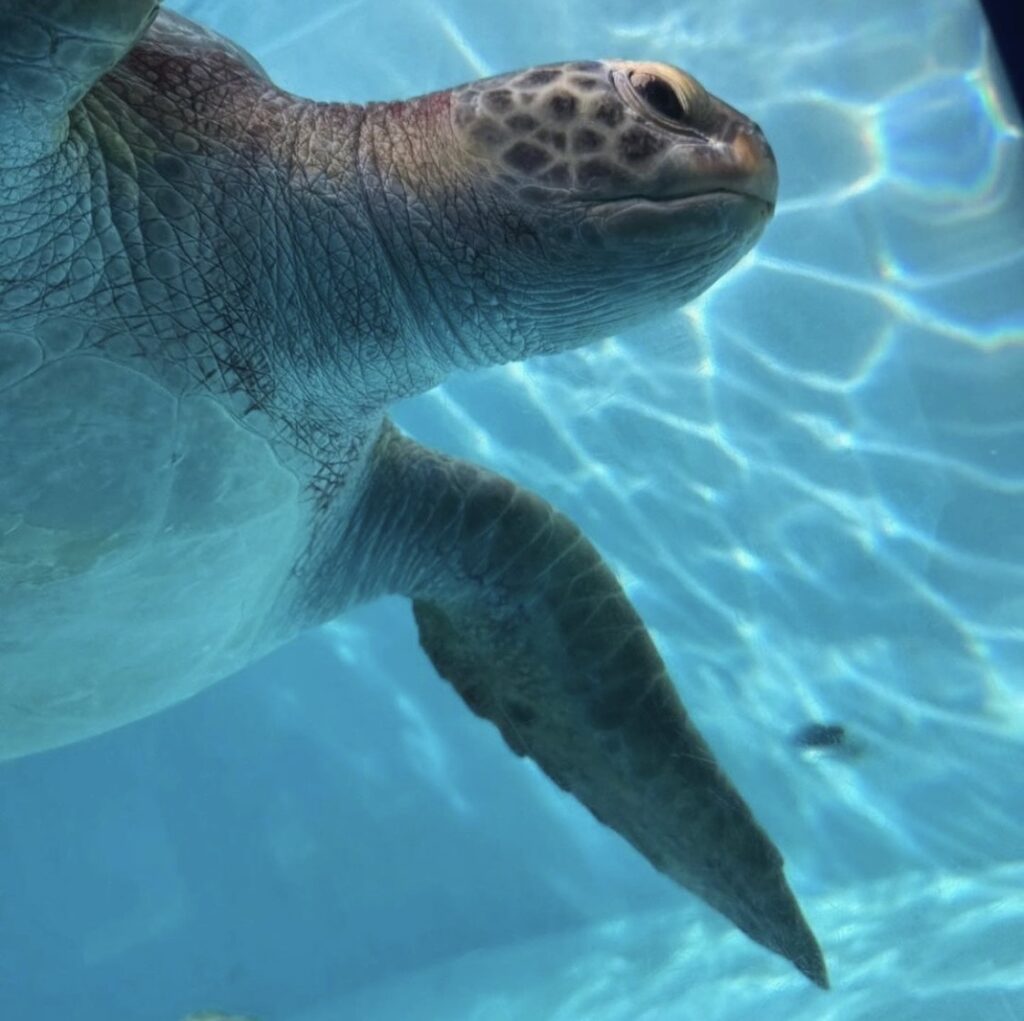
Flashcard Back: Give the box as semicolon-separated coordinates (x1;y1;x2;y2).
618;125;668;162
470;118;506;146
452;59;761;206
505;140;551;173
506;112;538;131
535;127;567;151
572;128;603;153
594;96;624;128
546;91;578;120
519;68;563;88
484;88;514;112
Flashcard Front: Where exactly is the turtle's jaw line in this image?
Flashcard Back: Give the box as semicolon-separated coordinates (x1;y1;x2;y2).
594;188;774;212
587;189;774;244
660;189;775;219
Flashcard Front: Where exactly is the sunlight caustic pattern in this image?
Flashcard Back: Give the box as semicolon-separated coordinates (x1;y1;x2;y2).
294;863;1024;1021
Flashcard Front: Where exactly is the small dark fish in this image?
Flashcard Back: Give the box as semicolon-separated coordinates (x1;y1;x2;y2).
792;722;848;750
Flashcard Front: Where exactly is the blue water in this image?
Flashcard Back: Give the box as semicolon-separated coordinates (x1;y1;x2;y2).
1;1;1022;1019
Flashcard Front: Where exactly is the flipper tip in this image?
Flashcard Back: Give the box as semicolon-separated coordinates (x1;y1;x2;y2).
795;946;830;990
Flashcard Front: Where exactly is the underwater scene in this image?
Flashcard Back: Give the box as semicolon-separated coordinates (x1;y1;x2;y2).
0;0;1022;1019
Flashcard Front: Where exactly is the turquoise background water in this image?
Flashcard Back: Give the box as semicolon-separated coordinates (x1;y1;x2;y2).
1;1;1022;1019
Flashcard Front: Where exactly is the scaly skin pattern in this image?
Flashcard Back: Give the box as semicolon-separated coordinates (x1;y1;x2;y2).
1;2;826;989
1;7;396;757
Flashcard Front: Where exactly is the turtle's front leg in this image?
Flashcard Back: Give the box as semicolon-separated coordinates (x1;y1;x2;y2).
351;421;828;987
0;0;159;156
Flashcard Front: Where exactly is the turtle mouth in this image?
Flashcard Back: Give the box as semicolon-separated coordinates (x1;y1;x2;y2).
586;189;774;243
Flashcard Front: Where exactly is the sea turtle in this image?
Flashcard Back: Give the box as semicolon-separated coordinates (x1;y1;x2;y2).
0;1;827;988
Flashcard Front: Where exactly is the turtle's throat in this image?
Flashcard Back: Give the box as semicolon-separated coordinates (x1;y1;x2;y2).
354;98;534;383
278;98;459;406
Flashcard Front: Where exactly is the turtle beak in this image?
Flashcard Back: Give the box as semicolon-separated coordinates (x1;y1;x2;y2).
587;114;778;246
657;115;778;212
638;101;778;213
722;120;778;209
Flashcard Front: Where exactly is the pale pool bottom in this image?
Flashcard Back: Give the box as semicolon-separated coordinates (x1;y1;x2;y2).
289;863;1023;1021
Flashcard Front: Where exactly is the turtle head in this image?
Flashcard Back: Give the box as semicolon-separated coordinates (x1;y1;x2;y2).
438;59;777;354
357;59;776;371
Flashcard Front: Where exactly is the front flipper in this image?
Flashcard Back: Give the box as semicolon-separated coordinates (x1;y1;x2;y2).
353;422;827;988
0;0;159;155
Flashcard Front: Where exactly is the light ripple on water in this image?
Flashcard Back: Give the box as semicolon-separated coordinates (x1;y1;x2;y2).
292;864;1024;1021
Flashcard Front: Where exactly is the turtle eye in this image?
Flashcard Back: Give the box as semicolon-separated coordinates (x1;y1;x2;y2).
629;71;686;123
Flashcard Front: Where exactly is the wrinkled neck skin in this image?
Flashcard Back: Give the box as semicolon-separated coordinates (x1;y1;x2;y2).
357;93;553;368
308;93;547;398
2;56;521;426
185;85;543;414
